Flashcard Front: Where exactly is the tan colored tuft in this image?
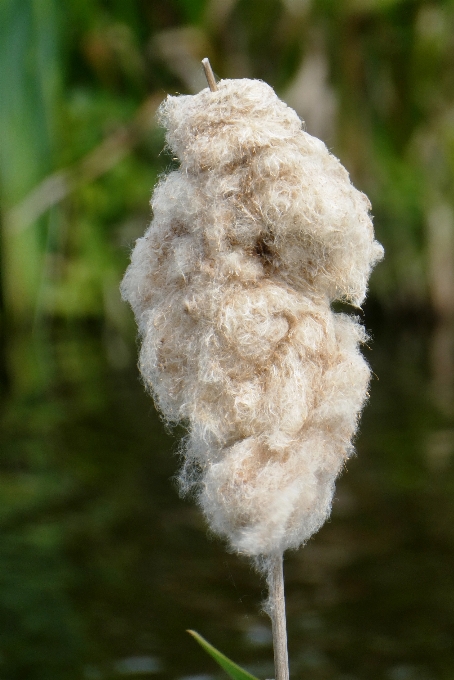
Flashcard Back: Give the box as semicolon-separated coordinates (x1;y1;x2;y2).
121;79;383;556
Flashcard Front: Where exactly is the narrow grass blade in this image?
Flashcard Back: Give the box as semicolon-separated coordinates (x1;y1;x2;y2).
187;630;260;680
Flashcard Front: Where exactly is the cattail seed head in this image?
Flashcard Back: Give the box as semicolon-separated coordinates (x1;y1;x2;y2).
121;78;383;557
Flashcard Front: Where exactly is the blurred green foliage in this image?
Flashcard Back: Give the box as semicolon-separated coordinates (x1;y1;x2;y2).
1;0;454;333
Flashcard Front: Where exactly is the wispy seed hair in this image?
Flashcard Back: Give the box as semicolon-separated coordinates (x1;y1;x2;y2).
121;78;383;556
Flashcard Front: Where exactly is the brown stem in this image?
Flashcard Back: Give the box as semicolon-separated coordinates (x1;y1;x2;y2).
268;552;290;680
202;57;218;92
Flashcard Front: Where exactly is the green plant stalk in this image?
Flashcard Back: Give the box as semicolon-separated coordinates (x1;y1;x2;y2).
188;630;259;680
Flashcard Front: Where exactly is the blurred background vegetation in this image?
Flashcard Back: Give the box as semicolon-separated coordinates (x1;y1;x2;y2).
2;0;454;328
1;1;454;679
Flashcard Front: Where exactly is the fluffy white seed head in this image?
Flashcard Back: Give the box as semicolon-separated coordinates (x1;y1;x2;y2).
121;78;383;557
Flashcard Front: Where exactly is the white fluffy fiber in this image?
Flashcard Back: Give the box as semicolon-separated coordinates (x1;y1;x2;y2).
121;78;383;557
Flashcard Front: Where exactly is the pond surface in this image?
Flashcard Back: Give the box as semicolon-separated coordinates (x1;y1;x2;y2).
1;313;453;680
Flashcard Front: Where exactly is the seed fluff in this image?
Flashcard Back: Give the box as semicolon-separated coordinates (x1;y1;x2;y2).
121;78;383;557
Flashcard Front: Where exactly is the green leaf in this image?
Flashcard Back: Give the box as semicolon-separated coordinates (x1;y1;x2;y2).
187;630;260;680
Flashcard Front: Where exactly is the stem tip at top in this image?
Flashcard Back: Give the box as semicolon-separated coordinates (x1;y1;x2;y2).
202;58;218;92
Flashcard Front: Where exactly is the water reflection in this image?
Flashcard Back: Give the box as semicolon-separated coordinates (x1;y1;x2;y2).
0;317;453;680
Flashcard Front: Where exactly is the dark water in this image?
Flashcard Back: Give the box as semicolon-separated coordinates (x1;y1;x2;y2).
1;314;453;680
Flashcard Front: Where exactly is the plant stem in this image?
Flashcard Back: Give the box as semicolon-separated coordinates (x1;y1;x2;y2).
202;57;218;92
268;552;289;680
